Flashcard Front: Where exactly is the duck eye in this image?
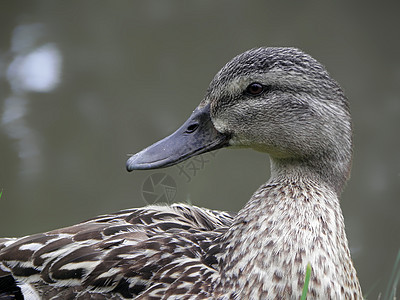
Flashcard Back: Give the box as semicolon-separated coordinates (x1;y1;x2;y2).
245;83;264;95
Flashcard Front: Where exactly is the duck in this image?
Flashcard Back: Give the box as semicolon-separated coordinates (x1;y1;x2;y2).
0;47;362;299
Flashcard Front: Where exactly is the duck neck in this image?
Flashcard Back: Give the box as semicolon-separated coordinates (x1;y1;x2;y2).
270;154;351;195
216;169;361;298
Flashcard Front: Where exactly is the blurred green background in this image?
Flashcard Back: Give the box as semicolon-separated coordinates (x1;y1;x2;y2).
0;1;399;297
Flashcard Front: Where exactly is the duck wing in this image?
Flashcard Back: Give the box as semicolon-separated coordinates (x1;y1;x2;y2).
0;204;234;299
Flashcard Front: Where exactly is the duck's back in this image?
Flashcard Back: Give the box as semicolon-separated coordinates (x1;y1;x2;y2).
0;204;234;299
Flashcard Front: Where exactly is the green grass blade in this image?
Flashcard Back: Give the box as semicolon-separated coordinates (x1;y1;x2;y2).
385;249;400;300
363;279;381;299
301;263;312;300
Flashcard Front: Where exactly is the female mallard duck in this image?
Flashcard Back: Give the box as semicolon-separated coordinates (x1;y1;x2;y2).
0;47;362;299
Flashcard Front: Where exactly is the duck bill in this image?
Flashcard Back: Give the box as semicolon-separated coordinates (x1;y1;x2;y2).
126;104;230;171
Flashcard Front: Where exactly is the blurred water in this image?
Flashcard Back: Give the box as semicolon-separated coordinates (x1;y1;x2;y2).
0;2;399;298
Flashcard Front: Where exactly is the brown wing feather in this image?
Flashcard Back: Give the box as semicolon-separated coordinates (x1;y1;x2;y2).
0;204;234;299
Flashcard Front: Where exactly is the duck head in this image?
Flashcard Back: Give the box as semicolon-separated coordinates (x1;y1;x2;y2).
126;47;352;194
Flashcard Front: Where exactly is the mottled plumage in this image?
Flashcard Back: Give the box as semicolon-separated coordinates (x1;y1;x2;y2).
0;204;234;299
0;47;362;299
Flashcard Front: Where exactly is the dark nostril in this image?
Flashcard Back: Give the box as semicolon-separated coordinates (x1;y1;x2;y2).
186;123;199;133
